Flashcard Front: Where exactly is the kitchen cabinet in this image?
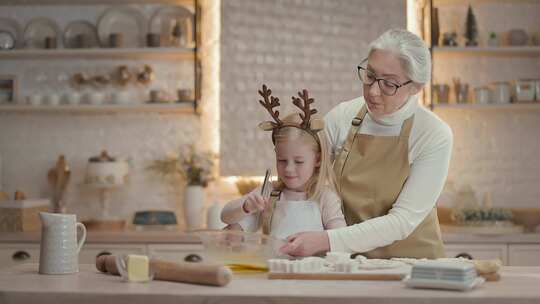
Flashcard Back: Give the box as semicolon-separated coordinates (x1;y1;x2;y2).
0;242;203;269
0;243;40;269
444;243;508;264
508;244;540;266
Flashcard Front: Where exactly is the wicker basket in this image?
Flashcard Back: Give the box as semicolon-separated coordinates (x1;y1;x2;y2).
0;199;49;232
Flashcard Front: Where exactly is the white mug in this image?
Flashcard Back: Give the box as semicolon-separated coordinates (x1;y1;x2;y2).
45;94;60;106
64;92;81;105
112;91;131;105
90;92;105;105
39;212;86;275
28;94;42;106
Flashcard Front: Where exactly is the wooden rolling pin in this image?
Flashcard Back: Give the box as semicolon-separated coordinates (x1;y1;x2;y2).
96;254;232;287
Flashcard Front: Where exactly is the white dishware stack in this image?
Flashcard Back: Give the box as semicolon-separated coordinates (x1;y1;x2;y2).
404;260;485;291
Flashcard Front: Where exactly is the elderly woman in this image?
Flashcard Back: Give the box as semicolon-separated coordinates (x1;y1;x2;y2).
280;28;453;259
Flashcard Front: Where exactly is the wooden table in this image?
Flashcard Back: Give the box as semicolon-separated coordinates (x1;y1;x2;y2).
1;264;540;304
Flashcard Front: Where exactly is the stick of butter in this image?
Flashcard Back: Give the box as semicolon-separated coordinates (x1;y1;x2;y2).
127;254;150;282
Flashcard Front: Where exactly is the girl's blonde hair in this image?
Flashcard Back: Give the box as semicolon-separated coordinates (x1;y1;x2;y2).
272;113;337;202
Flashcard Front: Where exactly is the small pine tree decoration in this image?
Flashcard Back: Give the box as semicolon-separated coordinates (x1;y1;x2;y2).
465;5;478;46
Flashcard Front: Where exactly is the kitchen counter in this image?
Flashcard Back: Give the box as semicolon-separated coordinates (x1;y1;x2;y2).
2;231;540;244
442;232;540;244
1;264;540;304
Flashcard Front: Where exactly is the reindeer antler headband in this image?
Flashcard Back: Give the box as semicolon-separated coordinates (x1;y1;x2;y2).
258;84;324;144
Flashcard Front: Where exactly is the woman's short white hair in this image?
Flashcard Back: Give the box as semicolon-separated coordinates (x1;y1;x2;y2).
368;28;431;85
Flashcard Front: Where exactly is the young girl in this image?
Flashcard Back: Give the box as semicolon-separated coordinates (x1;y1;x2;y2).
221;85;346;240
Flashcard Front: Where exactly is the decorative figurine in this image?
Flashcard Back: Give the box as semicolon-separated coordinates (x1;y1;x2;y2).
442;32;459;47
465;5;478;46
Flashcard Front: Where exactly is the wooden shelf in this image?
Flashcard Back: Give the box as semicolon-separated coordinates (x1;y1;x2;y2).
0;0;194;5
0;103;197;114
432;102;540;110
435;0;540;5
0;48;196;60
432;46;540;57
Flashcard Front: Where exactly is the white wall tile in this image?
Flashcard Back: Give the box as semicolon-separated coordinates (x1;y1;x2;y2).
220;0;406;176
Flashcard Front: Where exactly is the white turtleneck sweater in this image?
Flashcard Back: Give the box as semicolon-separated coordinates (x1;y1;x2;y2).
324;95;453;253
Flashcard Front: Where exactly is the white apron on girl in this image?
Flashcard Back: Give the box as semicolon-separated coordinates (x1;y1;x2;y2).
239;198;324;240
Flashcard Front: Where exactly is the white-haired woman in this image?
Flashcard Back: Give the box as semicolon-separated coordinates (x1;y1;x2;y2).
280;28;453;259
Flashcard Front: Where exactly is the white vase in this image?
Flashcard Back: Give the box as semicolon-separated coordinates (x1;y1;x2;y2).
183;185;204;230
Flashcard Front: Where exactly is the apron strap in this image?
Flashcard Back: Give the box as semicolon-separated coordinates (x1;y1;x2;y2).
399;115;414;139
334;104;415;192
334;105;367;193
261;190;281;235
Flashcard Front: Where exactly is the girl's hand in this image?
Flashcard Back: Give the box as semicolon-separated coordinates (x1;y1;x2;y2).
242;192;269;214
279;231;330;256
222;223;244;231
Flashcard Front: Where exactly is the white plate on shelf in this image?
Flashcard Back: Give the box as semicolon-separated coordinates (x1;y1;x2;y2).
149;5;195;48
97;6;148;48
23;17;61;49
0;17;23;49
63;20;99;49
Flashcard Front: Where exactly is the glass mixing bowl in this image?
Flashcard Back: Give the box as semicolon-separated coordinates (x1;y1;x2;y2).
195;230;287;269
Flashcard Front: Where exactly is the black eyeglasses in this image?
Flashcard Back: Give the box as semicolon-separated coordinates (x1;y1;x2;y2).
357;61;413;96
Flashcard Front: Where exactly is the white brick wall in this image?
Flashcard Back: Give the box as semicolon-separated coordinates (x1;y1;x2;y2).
220;0;406;176
436;108;540;208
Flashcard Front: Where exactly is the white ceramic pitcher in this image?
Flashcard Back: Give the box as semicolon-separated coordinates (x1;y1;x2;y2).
39;212;86;275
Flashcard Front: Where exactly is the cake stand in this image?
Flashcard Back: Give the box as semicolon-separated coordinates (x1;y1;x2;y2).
82;182;126;231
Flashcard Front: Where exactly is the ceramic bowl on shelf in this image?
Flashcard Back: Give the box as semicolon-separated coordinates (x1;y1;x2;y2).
0;17;23;49
149;5;195;48
63;20;99;49
0;30;15;50
508;29;528;46
23;17;61;49
132;210;177;226
97;6;148;48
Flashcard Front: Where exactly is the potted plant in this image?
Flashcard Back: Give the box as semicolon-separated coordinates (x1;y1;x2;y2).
148;145;217;230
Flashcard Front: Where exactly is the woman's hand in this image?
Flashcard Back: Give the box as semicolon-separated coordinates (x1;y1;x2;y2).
279;231;331;257
242;192;269;214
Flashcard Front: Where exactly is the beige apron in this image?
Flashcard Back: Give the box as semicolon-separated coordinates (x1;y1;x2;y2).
334;105;445;259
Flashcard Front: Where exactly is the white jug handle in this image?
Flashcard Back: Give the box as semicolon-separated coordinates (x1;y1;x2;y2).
76;222;87;253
